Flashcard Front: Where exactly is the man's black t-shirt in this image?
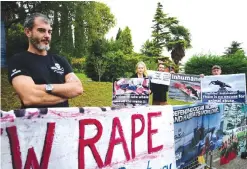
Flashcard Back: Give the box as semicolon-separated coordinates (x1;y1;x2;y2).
8;51;73;108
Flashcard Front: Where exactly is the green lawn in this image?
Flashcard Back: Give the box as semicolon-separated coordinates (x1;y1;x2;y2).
0;70;190;111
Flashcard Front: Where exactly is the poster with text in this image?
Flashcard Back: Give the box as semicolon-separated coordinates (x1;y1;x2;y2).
112;78;150;107
147;70;171;85
1;106;176;169
169;73;201;102
173;103;223;169
201;74;246;103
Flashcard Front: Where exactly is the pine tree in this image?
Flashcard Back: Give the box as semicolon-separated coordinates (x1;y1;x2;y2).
224;41;243;55
140;39;156;57
116;28;122;40
116;26;133;54
151;2;166;56
150;2;191;64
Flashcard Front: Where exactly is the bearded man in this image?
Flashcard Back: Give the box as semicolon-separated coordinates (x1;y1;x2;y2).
8;13;83;109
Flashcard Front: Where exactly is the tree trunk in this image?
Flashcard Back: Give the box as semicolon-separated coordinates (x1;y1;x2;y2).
98;74;101;82
171;43;185;65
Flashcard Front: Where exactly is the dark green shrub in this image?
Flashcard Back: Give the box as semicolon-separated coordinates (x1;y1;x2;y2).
185;52;247;75
84;51;175;82
71;57;86;73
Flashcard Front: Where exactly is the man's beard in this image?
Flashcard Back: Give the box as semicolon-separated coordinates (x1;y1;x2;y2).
30;37;50;51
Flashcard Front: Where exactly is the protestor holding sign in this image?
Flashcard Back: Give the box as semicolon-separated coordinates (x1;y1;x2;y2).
7;13;83;109
131;61;151;94
200;65;222;77
151;62;171;105
131;61;148;78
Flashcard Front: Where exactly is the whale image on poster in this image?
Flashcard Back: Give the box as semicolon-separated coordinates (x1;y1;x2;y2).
201;74;246;103
169;73;201;102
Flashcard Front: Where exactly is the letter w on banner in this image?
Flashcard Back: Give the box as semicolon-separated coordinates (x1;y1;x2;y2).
0;106;176;169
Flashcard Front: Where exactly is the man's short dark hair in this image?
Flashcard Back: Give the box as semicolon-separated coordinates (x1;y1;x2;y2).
212;65;221;70
24;13;52;30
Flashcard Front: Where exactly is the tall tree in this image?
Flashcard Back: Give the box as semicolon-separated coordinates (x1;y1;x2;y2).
60;2;74;56
140;39;156;57
74;2;88;58
151;2;167;56
116;26;133;54
85;2;115;48
3;1;115;60
73;1;115;57
224;41;243;55
151;2;179;56
150;2;191;64
50;9;60;54
167;25;191;64
89;39;108;81
116;28;122;40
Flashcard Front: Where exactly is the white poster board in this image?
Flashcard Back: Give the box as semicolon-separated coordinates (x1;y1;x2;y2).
147;70;171;85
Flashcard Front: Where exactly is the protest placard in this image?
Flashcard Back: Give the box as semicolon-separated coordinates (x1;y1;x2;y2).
173;103;223;169
169;73;201;102
201;74;246;103
1;106;176;169
112;78;150;107
147;70;171;86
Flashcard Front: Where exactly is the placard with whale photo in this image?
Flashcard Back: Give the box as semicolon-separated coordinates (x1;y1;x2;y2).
201;73;246;103
168;73;201;102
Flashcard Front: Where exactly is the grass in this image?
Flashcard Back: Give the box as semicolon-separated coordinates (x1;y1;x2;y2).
75;72;91;81
1;69;22;110
1;69;190;111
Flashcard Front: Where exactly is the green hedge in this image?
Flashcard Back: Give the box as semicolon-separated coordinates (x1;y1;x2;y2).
184;52;247;75
71;57;86;73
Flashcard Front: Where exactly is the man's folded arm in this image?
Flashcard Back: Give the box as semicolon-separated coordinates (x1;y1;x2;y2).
12;75;68;106
43;72;83;98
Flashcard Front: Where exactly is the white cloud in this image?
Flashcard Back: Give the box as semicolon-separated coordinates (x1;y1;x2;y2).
102;0;247;63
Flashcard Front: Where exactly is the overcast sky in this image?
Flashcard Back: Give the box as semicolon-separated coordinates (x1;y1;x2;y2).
102;0;247;63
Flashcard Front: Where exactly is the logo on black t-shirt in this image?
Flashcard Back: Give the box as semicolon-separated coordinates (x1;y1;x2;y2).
51;63;64;75
11;69;21;77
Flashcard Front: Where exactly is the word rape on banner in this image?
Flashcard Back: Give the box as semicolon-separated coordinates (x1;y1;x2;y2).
201;73;246;103
1;106;176;169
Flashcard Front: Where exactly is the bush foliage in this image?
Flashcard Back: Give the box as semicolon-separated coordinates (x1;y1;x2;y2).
71;57;86;73
184;51;247;75
84;51;176;82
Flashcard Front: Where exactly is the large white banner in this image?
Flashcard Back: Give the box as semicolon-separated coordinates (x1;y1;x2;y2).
1;106;176;169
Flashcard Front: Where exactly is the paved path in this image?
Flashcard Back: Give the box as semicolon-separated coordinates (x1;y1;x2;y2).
212;157;247;169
